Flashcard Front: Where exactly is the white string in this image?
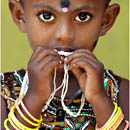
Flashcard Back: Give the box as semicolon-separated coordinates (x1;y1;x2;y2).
42;68;65;111
60;64;85;117
20;63;85;117
14;70;23;84
20;71;29;97
54;49;73;57
105;70;119;102
0;72;4;81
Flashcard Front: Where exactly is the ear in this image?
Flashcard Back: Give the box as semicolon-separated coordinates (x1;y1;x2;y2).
8;0;26;33
99;4;120;36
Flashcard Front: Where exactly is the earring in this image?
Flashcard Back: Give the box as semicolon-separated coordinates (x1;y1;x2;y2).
100;29;106;35
18;19;26;32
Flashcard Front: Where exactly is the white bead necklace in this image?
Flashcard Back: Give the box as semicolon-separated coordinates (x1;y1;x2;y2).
20;50;85;117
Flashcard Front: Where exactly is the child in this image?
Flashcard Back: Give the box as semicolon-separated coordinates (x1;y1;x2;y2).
1;0;129;130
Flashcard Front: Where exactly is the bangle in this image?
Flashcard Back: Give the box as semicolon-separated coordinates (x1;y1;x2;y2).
8;116;20;130
19;97;42;123
9;105;40;130
109;113;124;130
4;118;10;130
95;102;124;130
105;106;122;129
124;120;130;130
16;101;40;127
95;102;118;130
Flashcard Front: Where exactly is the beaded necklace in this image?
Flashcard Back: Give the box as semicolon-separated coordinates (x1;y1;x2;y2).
9;67;118;130
0;67;119;130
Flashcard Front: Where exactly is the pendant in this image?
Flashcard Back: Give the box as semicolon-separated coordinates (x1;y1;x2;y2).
64;118;75;130
56;109;66;122
80;120;90;130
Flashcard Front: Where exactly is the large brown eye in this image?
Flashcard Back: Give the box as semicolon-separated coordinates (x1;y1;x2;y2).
39;12;55;22
75;12;92;22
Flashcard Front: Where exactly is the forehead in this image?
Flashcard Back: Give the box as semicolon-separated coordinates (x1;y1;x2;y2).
24;0;105;10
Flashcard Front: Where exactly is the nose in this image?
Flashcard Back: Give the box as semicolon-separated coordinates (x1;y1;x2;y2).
55;21;74;43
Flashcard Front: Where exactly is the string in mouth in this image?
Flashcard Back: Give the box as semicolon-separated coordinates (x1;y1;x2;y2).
54;49;73;57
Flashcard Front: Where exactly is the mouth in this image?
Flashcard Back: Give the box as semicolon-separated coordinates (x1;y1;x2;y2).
54;46;75;57
54;46;75;52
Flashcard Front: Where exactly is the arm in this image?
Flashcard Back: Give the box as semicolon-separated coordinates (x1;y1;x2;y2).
3;47;62;130
118;78;129;120
1;96;8;130
65;49;129;130
90;78;129;129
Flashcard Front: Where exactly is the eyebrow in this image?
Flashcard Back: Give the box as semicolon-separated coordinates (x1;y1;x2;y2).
32;3;97;13
32;3;60;12
72;5;97;12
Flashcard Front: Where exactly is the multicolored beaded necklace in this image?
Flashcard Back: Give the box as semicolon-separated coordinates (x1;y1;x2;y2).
1;69;119;130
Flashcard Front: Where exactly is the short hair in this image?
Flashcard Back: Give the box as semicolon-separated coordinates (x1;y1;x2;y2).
106;0;111;6
19;0;111;8
19;0;24;7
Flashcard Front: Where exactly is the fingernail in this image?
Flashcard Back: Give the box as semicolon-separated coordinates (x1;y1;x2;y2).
73;63;76;67
60;56;64;60
68;64;72;70
59;61;62;64
64;57;67;61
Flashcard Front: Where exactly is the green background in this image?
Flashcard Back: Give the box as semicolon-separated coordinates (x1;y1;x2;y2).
1;0;129;79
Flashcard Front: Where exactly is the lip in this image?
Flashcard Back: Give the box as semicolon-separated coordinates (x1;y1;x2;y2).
54;46;75;52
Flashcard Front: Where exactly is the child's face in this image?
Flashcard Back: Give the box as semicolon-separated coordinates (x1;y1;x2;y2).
10;0;119;52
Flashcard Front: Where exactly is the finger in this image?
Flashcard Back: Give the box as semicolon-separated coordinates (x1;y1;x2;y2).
69;58;97;75
75;49;96;58
30;46;43;60
38;55;61;69
71;68;86;92
69;56;98;70
75;49;98;60
34;48;60;62
71;67;84;79
65;49;98;64
41;60;61;75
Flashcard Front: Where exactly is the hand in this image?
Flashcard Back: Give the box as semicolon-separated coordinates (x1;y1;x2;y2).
25;47;62;103
65;49;105;103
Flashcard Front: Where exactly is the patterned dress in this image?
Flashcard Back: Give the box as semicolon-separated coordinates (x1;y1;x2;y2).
1;69;121;130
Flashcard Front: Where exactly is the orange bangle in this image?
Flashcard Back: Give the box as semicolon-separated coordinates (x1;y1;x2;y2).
124;120;129;130
109;113;124;130
19;97;42;123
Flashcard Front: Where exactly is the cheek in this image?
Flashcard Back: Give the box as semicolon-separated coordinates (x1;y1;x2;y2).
75;25;100;50
74;12;103;49
25;22;55;50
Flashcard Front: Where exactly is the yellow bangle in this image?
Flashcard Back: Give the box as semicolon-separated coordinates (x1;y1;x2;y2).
112;114;124;130
16;103;40;126
105;106;122;129
99;102;118;130
109;102;118;121
8;116;20;130
19;97;42;123
4;118;10;130
9;105;40;130
95;102;123;130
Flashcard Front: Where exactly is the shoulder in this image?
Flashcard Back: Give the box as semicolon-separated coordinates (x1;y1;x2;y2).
1;69;26;110
111;71;129;120
118;77;129;120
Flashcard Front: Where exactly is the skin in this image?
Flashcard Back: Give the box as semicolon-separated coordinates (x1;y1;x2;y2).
1;0;129;129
